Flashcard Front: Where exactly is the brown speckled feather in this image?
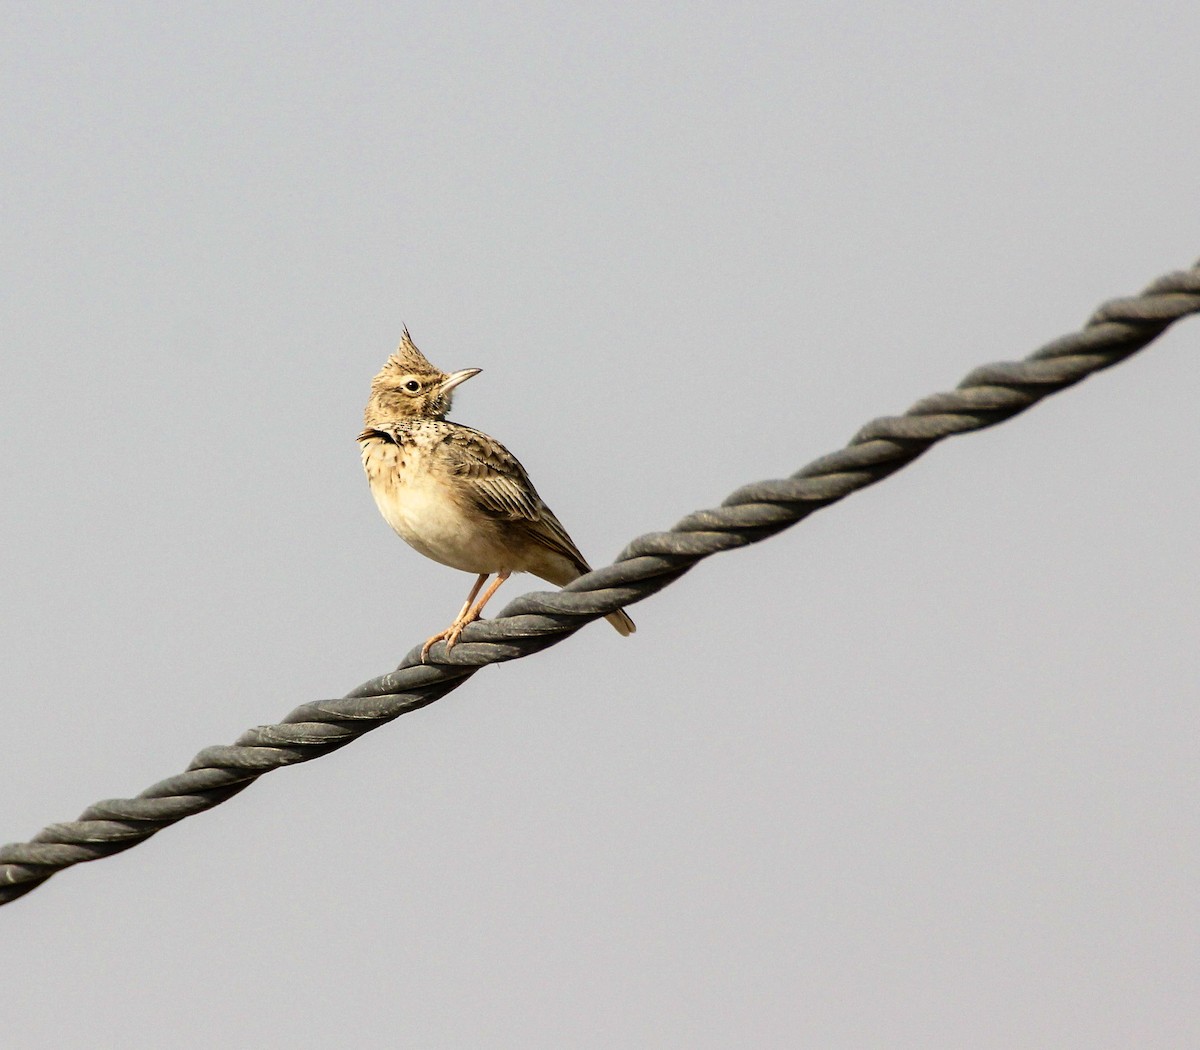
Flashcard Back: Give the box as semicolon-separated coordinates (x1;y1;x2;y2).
440;425;592;576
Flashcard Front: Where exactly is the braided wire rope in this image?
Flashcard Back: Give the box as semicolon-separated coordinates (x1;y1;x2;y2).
3;260;1198;907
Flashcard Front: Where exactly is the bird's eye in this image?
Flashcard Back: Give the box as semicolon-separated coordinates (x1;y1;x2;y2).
404;380;421;393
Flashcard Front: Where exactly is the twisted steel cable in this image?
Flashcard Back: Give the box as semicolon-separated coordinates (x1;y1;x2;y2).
3;260;1197;907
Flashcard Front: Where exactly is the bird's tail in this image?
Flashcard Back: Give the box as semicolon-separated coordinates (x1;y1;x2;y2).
606;608;636;636
532;552;636;637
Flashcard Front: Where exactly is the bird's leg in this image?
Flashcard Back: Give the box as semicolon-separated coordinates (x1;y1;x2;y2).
422;570;514;661
461;570;511;626
452;573;489;627
421;573;488;662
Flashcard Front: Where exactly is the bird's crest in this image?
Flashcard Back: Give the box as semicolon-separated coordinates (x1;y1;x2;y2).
384;327;439;375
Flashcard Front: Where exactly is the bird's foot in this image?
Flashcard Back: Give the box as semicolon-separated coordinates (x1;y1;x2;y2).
420;617;475;663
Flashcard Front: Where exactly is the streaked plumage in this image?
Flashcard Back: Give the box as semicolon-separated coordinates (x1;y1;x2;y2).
359;329;635;660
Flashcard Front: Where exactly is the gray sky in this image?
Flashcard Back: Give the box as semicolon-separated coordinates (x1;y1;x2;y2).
3;3;1198;1047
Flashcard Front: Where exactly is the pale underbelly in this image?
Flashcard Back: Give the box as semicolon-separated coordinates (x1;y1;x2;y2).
372;472;515;574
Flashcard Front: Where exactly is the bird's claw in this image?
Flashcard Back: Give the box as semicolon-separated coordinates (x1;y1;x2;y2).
420;621;469;663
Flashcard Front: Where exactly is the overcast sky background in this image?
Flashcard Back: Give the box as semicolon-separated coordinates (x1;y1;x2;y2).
3;4;1198;1047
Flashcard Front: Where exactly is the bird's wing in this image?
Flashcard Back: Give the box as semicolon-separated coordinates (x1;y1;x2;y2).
442;425;591;573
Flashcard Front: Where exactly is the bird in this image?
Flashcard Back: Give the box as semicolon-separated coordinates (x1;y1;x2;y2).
358;329;636;661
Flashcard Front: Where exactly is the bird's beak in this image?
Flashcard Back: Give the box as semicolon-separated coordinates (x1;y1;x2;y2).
440;368;482;394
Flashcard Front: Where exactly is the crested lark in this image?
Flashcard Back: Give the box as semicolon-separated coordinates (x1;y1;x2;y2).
359;330;636;661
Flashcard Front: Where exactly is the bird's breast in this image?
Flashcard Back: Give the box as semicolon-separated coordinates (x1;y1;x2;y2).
359;434;514;574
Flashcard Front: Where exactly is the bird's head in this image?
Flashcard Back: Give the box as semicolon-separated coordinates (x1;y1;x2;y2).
363;329;480;426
